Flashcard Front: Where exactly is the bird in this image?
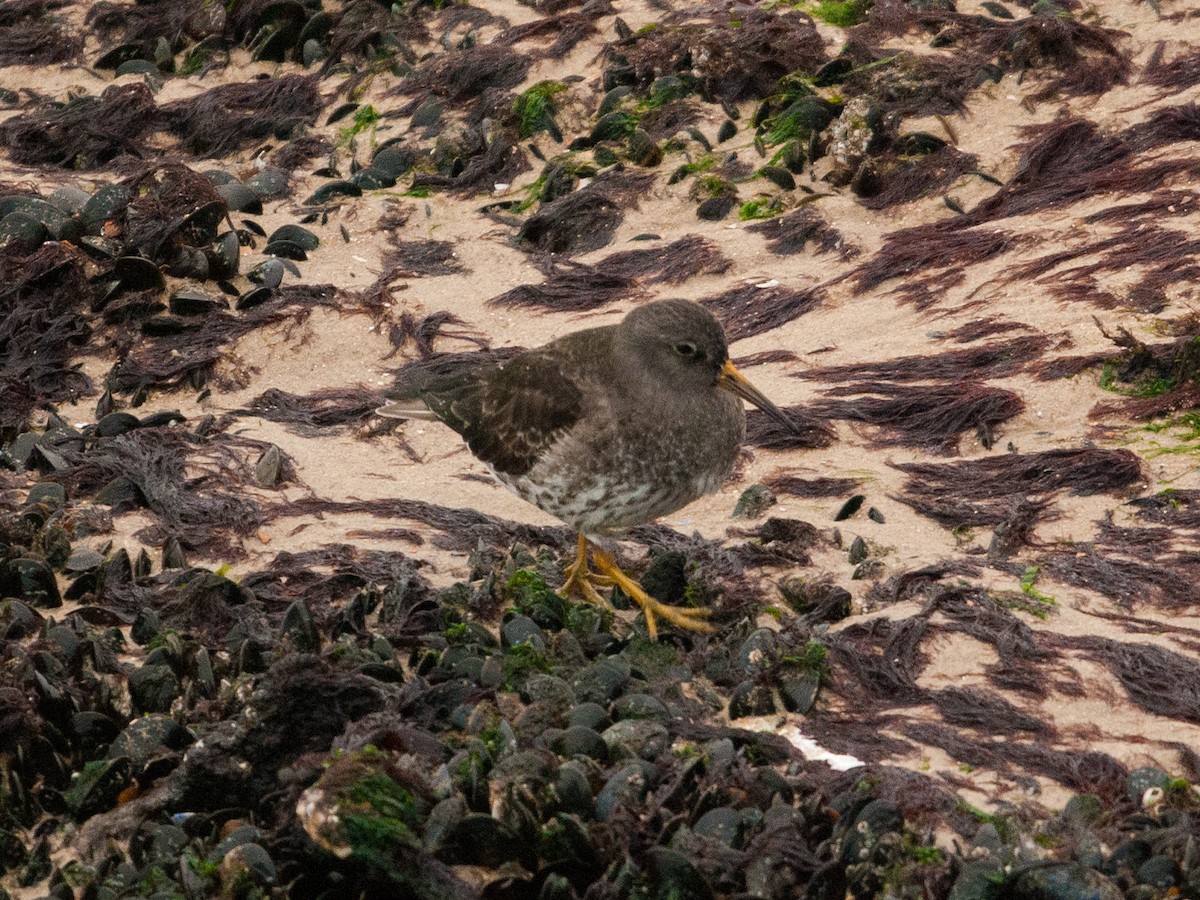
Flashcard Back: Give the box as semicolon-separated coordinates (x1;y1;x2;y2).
378;298;796;639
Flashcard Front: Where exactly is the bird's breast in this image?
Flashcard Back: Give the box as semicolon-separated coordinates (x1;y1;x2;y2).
502;387;746;534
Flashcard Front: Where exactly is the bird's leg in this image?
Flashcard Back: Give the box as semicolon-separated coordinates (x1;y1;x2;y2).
558;534;613;609
589;547;715;640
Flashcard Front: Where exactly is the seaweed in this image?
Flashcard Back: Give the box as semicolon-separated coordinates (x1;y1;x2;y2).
745;208;857;258
763;472;862;498
825;616;928;705
160;74;323;157
0;83;157;168
1142;41;1200;91
1128;489;1200;532
931;687;1050;737
495;13;598;59
895;448;1142;502
860;146;979;211
269;496;572;553
987;497;1054;559
735;349;800;368
403;45;532;102
391;311;489;359
383;241;466;278
810;382;1024;453
616;7;826;103
701;283;824;343
517;173;654;255
0;11;82;65
599;235;731;286
745;405;837;451
903;721;1128;801
1033;544;1200;609
246;387;389;431
0;242;94;436
53;428;266;557
796;334;1051;384
488;259;643;312
851;220;1026;297
107;284;340;397
411;125;530;196
85;0;200;55
941;318;1034;343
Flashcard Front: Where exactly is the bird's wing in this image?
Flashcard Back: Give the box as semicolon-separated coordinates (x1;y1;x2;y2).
418;350;585;478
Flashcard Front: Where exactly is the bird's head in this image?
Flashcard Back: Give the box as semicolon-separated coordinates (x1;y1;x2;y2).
619;299;794;428
619;298;730;391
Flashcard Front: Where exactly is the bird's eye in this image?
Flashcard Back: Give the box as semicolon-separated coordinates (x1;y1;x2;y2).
674;342;698;358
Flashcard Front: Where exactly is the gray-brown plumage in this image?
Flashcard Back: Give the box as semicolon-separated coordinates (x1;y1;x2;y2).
380;298;794;637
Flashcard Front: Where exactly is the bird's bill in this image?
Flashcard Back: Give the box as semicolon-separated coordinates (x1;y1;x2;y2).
718;360;795;429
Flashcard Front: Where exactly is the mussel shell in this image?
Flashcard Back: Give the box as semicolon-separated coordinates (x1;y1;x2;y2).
80;184;133;235
262;239;307;261
215;182;262;214
266;223;318;250
235;285;274;310
95;43;145;70
0;211;48;247
208;230;241;279
248;258;285;288
113;256;166;292
303;181;362;204
169;289;227;316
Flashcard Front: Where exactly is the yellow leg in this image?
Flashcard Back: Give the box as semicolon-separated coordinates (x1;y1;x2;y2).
590;547;715;640
558;534;612;609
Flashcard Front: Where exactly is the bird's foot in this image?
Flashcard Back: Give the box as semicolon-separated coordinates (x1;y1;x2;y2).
591;548;715;640
558;535;613;610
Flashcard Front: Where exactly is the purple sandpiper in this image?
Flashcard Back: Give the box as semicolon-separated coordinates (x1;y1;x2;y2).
380;298;795;638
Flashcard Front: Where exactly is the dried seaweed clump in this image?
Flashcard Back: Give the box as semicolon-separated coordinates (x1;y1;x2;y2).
0;242;94;437
974;111;1200;225
382;240;466;278
977;6;1131;98
55;428;265;557
797;334;1052;385
246;387;387;432
702;283;823;343
1142;41;1200;92
843;1;1129;114
810;382;1023;453
489;259;644;312
859;146;979;210
490;236;729;312
763;471;862;498
107;284;339;397
746;209;856;259
599;235;732;286
271;495;572;554
893;448;1143;526
1032;542;1200;610
403;44;532;102
495;12;598;61
85;0;203;56
120;163;227;261
614;7;826;103
851;219;1026;301
1056;635;1200;725
160;74;323;157
1129;489;1200;532
517;173;654;255
0;2;82;65
411;122;529;196
0;82;157;168
745;405;836;451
